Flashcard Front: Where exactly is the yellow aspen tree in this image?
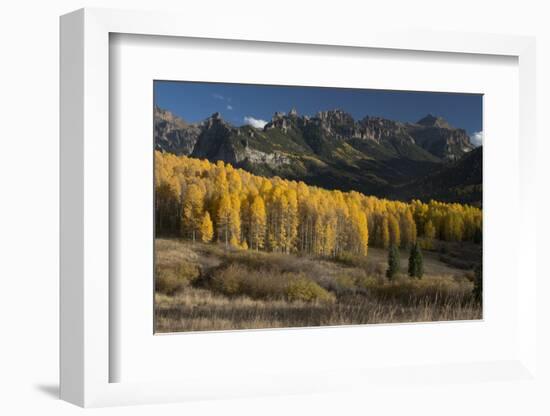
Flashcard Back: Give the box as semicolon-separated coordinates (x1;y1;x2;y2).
229;235;240;248
213;163;229;194
423;219;436;249
249;195;267;250
376;215;390;249
268;185;288;252
229;193;242;246
324;213;338;256
313;211;325;255
348;203;369;256
200;211;214;242
228;169;242;193
181;183;204;242
283;188;299;253
388;213;401;248
400;209;417;248
154;152;482;256
217;194;232;248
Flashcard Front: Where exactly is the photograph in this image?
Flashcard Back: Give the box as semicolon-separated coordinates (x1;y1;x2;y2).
153;81;483;333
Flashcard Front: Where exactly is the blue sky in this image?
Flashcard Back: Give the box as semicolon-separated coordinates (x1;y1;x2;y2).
154;80;483;139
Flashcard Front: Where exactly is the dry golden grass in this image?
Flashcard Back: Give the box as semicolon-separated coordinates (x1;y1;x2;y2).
154;239;481;333
155;287;481;333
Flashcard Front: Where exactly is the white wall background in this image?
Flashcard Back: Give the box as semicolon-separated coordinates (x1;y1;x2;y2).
0;0;548;415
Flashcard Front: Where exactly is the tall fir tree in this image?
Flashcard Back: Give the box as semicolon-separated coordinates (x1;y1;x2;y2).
386;244;400;280
408;242;424;279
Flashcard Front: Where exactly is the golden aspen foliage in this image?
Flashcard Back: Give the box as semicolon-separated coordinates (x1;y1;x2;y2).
200;211;214;242
217;193;233;248
229;193;242;245
154;151;482;257
181;183;205;242
249;195;267;251
387;214;401;248
422;219;436;249
399;209;417;248
348;203;369;256
374;214;390;249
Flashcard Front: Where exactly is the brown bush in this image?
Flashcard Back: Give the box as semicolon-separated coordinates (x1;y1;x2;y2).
211;263;289;300
286;277;335;303
210;263;335;303
155;261;200;295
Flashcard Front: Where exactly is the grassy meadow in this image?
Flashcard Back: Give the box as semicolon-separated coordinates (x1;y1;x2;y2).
154;238;481;333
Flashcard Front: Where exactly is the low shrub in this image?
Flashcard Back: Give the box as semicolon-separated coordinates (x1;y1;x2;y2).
355;275;381;290
216;250;335;289
335;274;356;291
364;276;472;306
211;263;289;300
286;277;335;303
333;253;369;269
156;268;182;295
210;264;243;295
176;261;201;283
210;263;335;303
330;269;372;295
155;261;200;295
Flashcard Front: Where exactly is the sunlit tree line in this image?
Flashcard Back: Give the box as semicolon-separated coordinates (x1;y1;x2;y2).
155;152;482;256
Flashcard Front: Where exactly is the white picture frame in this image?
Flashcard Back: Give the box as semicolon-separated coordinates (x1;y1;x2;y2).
60;8;538;408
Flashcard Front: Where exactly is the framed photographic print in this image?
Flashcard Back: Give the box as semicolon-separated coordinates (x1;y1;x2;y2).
60;8;539;408
152;81;483;334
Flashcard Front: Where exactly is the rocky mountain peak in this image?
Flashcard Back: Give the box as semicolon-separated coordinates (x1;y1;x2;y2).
209;112;223;121
417;114;452;129
359;116;412;143
154;104;481;204
317;109;352;122
408;115;474;161
154;106;189;130
266;110;299;132
313;109;357;139
154;106;199;155
202;112;231;130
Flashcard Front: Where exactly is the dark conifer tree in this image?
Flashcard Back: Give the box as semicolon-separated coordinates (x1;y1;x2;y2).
408;242;424;279
386;244;400;280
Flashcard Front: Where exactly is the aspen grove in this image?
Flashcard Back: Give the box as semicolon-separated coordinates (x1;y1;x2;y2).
155;151;482;256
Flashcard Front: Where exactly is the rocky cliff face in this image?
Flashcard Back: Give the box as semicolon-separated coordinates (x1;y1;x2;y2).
359;117;414;144
154;107;480;203
190;113;290;168
154;106;201;155
405;114;474;161
156;107;474;162
191;113;238;163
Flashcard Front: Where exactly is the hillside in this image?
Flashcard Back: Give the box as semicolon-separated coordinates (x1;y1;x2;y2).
155;238;481;332
154;106;481;204
391;147;482;206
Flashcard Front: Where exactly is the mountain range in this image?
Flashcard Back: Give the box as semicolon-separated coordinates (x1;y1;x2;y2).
154;106;482;206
